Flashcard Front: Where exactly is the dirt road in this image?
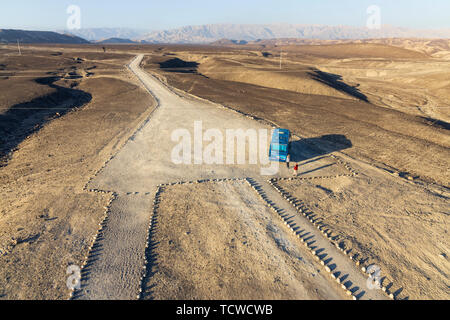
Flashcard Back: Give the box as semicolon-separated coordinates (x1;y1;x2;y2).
73;55;386;300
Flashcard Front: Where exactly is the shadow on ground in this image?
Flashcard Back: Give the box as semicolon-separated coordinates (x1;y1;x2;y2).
159;58;199;74
0;76;92;166
309;70;368;102
420;116;450;131
140;203;161;300
289;134;353;162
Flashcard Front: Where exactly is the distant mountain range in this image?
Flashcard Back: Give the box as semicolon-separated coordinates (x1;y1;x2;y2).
2;24;450;45
0;29;88;44
63;24;450;44
95;37;140;44
57;28;148;42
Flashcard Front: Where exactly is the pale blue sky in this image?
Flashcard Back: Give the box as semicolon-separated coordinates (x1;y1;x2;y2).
1;0;449;31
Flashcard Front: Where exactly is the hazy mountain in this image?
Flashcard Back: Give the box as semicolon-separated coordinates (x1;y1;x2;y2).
41;24;450;44
95;37;139;44
0;29;89;44
60;28;149;41
211;39;249;45
139;24;450;44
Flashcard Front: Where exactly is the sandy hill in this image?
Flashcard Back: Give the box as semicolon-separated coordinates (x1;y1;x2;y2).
149;52;368;101
279;43;429;59
212;40;430;59
237;38;449;59
0;29;88;44
198;57;359;100
362;38;450;58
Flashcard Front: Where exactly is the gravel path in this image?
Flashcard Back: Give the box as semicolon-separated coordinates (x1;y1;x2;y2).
73;55;386;300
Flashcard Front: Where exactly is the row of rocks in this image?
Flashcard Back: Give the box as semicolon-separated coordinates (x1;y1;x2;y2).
137;185;164;300
269;178;402;300
245;177;366;300
69;192;118;300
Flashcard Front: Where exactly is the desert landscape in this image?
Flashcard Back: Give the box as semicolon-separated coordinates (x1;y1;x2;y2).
139;39;450;300
0;35;449;301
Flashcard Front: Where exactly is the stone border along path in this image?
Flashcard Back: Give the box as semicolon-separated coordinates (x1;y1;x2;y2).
69;56;161;300
137;178;249;300
70;55;388;300
135;175;389;300
70;191;117;300
267;176;402;300
246;177;388;301
152;63;407;300
270;154;407;300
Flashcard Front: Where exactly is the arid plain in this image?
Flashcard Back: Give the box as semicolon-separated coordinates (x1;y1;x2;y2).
0;40;448;300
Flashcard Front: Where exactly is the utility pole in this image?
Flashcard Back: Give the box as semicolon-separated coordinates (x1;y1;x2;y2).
17;39;21;55
279;47;287;70
280;48;282;69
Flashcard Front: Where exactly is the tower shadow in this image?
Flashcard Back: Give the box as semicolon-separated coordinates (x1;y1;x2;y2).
289;134;352;162
0;76;92;166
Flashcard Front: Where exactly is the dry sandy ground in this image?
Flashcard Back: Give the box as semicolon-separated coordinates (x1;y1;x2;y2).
144;181;345;300
208;40;450;122
0;42;448;300
143;44;449;187
292;39;450;59
76;55;386;301
218;38;450;59
0;46;155;299
278;168;449;300
142;43;449;300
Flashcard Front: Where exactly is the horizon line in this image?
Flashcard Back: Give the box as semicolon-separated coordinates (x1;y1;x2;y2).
2;23;450;33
